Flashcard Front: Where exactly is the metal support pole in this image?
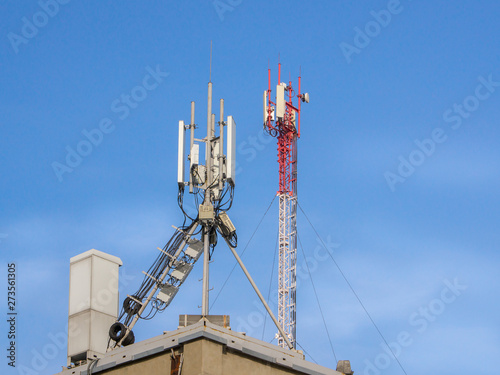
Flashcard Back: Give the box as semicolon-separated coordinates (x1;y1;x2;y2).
202;228;210;316
206;82;213;203
202;78;214;315
221;236;294;350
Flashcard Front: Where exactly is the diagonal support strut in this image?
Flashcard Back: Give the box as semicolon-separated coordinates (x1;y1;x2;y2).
220;235;294;350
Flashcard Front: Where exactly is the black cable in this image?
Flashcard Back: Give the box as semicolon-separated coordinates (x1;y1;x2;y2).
210;195;277;309
114;164;236;342
296;341;318;365
297;233;337;363
178;186;195;222
118;221;197;326
297;202;408;375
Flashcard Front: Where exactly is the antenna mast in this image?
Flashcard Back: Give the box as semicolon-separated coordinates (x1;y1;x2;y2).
264;63;309;349
107;48;296;352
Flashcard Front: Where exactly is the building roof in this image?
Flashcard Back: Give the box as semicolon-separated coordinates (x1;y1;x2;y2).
56;318;342;375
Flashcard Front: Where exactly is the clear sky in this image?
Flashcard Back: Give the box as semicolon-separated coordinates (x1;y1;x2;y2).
1;1;499;374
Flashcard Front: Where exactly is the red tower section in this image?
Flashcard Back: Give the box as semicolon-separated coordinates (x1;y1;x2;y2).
265;63;302;195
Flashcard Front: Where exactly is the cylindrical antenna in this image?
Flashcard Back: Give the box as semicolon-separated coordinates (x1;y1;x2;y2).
219;99;224;191
220;98;224;123
191;101;195;125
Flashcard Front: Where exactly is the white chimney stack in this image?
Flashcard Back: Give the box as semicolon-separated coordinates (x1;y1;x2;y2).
67;249;122;366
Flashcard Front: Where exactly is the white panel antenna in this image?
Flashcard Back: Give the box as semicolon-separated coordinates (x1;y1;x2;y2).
227;116;236;186
263;90;268;124
276;84;285;118
212;140;220;168
191;144;199;167
177;121;185;186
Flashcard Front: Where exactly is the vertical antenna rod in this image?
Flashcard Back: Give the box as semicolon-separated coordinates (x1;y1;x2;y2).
202;42;214;316
209;40;213;82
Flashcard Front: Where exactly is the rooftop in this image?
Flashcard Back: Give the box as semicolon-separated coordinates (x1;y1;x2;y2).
56;317;343;375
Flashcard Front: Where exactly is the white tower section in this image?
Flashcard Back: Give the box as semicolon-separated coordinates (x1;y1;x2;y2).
278;192;297;348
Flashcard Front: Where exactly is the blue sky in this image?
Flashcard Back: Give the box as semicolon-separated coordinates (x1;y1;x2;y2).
1;1;499;374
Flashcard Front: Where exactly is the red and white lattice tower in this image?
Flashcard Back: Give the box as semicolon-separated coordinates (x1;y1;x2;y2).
264;63;308;349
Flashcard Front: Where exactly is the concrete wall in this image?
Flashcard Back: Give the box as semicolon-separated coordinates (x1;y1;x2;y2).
182;338;300;375
100;352;172;375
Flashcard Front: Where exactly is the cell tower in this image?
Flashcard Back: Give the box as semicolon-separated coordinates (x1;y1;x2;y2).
106;50;295;352
106;50;238;348
264;63;309;349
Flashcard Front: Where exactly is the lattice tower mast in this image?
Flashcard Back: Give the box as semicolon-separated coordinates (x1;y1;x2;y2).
264;63;309;349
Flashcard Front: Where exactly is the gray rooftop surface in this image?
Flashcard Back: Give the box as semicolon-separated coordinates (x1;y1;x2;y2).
56;319;342;375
